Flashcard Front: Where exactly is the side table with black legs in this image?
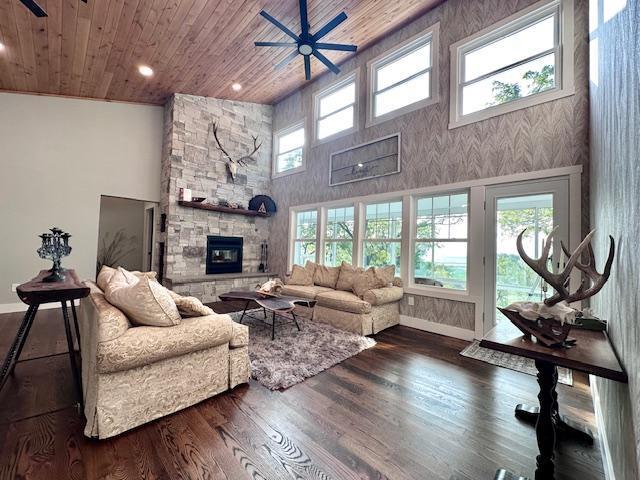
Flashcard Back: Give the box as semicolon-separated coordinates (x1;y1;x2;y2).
481;321;627;480
0;269;89;412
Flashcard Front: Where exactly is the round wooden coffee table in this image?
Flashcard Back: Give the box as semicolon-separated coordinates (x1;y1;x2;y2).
218;290;316;340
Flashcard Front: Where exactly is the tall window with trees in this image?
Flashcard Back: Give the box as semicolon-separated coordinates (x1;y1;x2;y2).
413;192;468;290
273;123;305;176
324;206;355;266
450;0;574;127
368;25;437;124
293;210;317;265
363;201;402;271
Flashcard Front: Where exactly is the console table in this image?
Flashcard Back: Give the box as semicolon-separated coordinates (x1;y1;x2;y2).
481;322;627;480
0;269;89;410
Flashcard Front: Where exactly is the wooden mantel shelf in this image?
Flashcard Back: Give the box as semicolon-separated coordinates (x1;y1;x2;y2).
178;201;270;217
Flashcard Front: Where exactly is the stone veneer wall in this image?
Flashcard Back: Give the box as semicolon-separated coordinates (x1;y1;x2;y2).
159;93;273;302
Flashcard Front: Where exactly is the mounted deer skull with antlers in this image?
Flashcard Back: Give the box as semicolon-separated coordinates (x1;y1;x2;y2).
516;226;615;308
210;122;262;182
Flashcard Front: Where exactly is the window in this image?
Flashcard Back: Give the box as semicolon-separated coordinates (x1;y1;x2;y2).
368;24;439;124
324;206;355;266
450;0;574;128
315;74;357;141
363;201;402;272
413;192;468;290
293;210;317;265
273;123;305;176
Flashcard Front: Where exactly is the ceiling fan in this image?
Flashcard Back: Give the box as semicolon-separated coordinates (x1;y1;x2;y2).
19;0;87;18
254;0;357;80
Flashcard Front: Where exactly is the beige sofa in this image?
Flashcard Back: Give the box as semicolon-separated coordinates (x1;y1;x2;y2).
79;281;250;439
281;264;403;336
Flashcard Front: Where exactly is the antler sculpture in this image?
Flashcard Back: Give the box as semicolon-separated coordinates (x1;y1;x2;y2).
210;122;262;182
516;227;615;306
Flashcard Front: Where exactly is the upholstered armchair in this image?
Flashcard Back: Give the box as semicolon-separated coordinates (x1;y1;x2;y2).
78;281;250;439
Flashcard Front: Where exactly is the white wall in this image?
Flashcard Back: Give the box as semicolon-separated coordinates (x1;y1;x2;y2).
0;92;163;306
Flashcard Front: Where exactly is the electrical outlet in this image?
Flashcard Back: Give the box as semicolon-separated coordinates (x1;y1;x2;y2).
407;296;415;306
11;283;19;292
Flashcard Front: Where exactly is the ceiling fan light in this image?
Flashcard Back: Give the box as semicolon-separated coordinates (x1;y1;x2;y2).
298;44;313;55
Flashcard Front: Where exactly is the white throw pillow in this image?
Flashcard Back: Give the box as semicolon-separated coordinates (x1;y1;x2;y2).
105;268;181;327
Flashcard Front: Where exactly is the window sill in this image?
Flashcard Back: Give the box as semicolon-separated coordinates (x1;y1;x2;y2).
404;285;477;304
448;87;575;130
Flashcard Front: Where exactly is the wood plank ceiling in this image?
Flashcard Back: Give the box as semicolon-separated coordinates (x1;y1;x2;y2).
0;0;444;105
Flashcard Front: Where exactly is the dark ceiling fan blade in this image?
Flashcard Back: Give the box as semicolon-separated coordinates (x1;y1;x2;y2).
255;41;296;47
299;0;309;39
259;10;300;42
20;0;48;17
304;55;311;81
312;50;340;74
315;43;357;52
276;50;300;70
312;12;347;41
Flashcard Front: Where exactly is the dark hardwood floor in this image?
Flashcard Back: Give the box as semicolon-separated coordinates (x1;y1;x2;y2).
0;305;604;480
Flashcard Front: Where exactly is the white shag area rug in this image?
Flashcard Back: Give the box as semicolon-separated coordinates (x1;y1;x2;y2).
228;309;376;390
460;340;573;386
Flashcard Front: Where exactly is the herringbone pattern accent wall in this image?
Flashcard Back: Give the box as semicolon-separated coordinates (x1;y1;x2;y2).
268;0;589;330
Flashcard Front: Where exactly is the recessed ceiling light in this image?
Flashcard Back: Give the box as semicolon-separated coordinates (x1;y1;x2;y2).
232;83;242;91
357;163;364;167
0;42;5;52
138;65;154;77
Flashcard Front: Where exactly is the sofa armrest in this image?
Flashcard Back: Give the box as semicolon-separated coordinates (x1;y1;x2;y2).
97;314;234;374
363;286;404;306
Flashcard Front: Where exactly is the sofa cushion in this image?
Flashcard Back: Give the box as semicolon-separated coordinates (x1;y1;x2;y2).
313;264;341;288
363;286;404;306
97;265;157;291
105;268;181;327
288;261;316;286
167;290;215;317
374;265;396;287
335;262;363;291
281;284;334;299
96;314;234;374
351;268;379;298
316;290;372;314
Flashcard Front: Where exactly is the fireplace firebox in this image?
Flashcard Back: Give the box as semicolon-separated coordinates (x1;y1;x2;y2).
206;236;243;274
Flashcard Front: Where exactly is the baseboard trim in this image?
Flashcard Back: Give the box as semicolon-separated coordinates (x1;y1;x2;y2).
591;378;615;480
399;315;475;341
0;300;79;314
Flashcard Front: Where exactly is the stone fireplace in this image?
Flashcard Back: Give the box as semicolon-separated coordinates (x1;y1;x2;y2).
158;93;274;302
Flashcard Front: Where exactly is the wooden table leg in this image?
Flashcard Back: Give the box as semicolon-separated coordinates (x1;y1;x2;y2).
534;359;556;480
0;304;39;392
61;301;83;411
70;301;81;350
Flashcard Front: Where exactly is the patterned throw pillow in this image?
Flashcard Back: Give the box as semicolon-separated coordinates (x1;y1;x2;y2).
105;268;181;327
374;265;396;287
168;292;215;317
313;264;341;288
352;267;379;299
287;261;317;285
97;265;158;291
335;262;364;291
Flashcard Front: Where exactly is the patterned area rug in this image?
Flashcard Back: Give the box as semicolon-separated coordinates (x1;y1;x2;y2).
460;340;573;386
228;309;376;390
